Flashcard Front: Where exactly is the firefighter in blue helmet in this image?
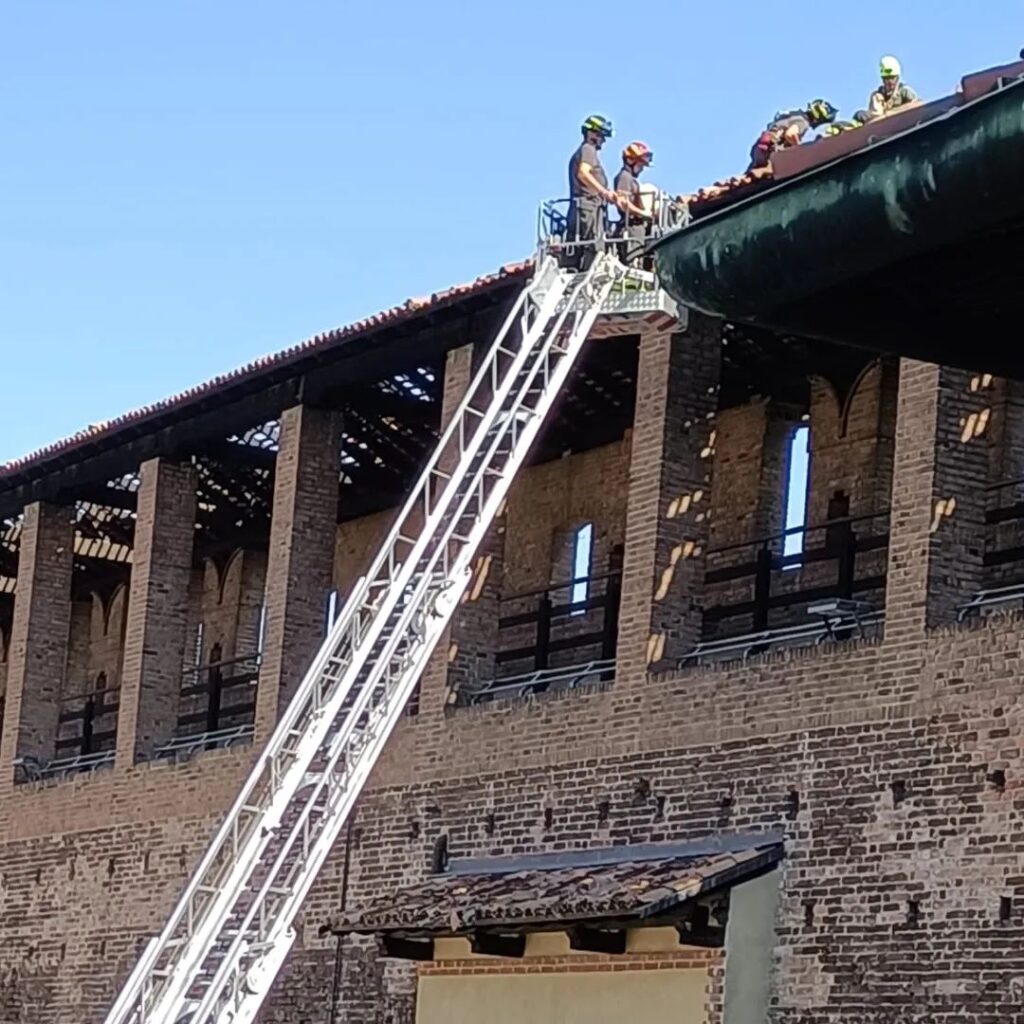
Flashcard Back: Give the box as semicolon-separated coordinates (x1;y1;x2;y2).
566;115;616;269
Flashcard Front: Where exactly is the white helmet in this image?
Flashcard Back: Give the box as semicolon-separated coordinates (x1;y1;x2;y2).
880;55;902;79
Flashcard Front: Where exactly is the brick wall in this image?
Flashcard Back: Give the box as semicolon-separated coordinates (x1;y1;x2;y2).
64;589;129;696
116;459;198;764
9;615;1024;1023
0;748;253;1023
256;405;341;739
4;350;1024;1024
0;502;74;776
806;360;898;527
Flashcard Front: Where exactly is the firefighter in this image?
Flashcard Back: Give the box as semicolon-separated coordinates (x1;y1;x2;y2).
748;99;838;171
862;55;920;122
566;115;616;269
612;141;655;260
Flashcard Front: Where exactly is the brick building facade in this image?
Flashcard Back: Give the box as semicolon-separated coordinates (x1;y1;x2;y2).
3;99;1024;1022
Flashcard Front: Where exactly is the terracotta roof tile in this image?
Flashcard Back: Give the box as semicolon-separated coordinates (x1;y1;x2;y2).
685;58;1024;218
0;260;531;482
330;842;783;936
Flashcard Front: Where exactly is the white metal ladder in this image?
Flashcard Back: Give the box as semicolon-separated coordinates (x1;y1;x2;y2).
102;251;625;1024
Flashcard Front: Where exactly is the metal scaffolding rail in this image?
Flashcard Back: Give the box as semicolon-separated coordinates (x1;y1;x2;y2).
102;251;626;1024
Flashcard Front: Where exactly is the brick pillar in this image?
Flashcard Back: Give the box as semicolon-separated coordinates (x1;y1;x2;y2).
884;360;991;638
419;343;498;712
0;501;74;786
255;404;340;740
616;313;722;680
116;458;198;765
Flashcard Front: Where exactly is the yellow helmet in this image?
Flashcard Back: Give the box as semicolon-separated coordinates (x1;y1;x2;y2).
880;55;902;79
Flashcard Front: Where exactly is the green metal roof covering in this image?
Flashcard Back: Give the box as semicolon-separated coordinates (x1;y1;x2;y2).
653;74;1024;374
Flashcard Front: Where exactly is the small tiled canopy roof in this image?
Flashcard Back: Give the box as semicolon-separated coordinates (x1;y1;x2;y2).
331;841;783;937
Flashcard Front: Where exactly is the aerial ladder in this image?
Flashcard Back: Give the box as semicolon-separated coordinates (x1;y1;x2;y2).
102;246;628;1024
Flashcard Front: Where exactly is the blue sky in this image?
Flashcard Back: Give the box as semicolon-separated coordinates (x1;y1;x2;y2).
2;1;1021;462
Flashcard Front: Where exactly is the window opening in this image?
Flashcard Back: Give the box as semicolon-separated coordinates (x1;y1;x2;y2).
192;621;205;669
570;523;594;613
324;588;339;635
783;425;810;564
256;603;267;655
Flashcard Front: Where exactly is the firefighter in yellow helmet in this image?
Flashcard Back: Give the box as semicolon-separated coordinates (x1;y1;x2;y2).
863;56;920;122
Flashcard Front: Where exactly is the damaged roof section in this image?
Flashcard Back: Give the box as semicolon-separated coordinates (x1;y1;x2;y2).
330;838;783;942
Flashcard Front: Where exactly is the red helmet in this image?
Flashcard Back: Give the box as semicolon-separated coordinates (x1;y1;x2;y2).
623;141;653;166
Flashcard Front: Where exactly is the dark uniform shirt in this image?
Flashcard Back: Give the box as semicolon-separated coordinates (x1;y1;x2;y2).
749;110;811;169
767;111;811;144
613;165;643;225
569;141;608;201
867;82;918;120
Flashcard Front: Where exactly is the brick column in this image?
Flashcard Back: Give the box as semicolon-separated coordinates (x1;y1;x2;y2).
116;458;198;765
616;313;722;680
255;405;340;740
0;501;74;786
884;360;991;638
420;343;499;712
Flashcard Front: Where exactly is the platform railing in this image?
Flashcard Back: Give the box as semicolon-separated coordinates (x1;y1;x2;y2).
458;569;621;703
702;510;890;639
538;191;688;270
984;476;1024;574
162;651;260;759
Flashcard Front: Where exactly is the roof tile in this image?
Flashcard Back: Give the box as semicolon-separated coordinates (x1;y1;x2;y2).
331;842;783;936
0;261;530;481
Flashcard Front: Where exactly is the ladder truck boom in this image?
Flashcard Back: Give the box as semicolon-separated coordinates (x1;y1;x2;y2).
102;250;626;1024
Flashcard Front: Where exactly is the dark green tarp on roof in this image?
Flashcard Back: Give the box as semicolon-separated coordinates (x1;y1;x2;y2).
653;78;1024;375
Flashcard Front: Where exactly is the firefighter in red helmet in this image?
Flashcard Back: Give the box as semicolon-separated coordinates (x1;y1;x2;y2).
612;141;655;259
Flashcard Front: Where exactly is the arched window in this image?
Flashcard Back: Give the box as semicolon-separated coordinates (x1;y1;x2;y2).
95;671;108;693
783;425;810;563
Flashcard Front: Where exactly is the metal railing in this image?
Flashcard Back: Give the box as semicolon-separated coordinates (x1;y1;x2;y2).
174;652;260;742
984;476;1024;576
153;724;255;763
955;476;1024;618
703;510;890;638
538;190;688;271
54;684;120;758
462;658;615;704
460;569;621;703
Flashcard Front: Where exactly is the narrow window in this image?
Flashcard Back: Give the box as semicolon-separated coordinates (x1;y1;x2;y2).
570;523;594;613
324;588;339;635
256;603;267;656
783;425;810;563
192;622;205;669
